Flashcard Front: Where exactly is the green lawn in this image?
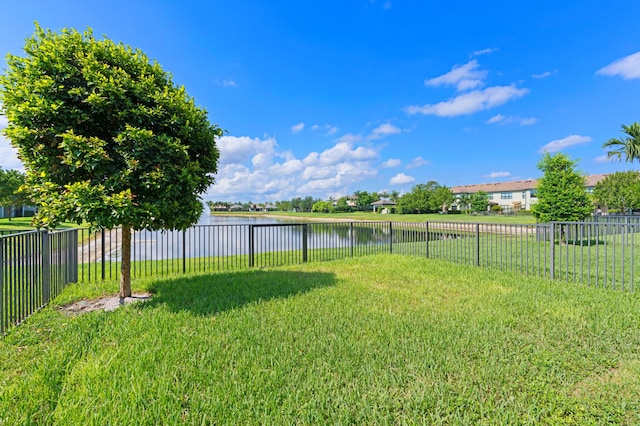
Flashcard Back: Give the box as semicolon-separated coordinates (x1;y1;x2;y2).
2;255;639;424
213;210;538;224
0;217;87;232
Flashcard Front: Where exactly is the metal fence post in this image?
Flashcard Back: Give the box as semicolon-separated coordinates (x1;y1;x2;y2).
71;230;79;283
182;230;187;274
425;221;429;259
389;221;393;254
302;224;308;262
475;223;480;267
549;222;555;280
248;225;254;268
101;229;106;281
42;231;51;304
349;222;354;257
0;239;4;334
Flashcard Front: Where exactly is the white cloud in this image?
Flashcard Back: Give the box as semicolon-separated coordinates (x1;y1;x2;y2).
390;173;415;185
312;124;339;136
216;135;277;166
486;114;537;126
406;85;529;117
532;70;557;79
406;156;430;169
222;79;237;87
519;117;538;126
538;135;592;153
381;158;401;168
594;155;613;163
291;122;305;133
486;114;505;124
368;123;401;140
0;116;7;128
336;133;362;144
425;60;488;92
470;48;498;57
485;171;511;178
596;52;640;79
208;136;382;201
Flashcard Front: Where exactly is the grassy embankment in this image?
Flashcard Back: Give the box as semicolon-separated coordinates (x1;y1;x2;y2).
211;210;538;224
2;254;639;424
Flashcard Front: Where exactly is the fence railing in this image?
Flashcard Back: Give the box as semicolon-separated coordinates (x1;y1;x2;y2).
76;221;428;281
426;221;639;292
0;229;78;334
3;218;638;335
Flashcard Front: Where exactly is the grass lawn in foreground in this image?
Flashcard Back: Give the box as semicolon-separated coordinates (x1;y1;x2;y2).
1;255;639;424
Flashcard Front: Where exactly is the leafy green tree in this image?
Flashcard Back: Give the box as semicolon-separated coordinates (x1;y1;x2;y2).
311;200;332;213
300;196;316;212
430;186;455;213
532;153;592;222
0;25;222;298
0;168;28;220
469;191;489;213
397;182;438;214
603;123;640;163
592;171;640;213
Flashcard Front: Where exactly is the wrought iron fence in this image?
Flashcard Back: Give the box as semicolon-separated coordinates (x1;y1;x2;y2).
4;218;638;335
426;221;639;292
0;229;78;334
76;221;428;281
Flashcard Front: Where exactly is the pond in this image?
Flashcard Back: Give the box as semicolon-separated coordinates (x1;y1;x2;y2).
105;215;396;262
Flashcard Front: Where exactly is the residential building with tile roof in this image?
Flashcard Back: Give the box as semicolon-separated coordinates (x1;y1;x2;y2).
451;174;608;212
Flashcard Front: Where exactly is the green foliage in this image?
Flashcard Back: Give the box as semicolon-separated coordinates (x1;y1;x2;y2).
429;185;455;213
0;168;28;219
353;190;379;211
398;181;455;214
0;24;222;231
470;191;489;213
592;171;640;213
491;204;503;213
532;153;592;222
311;200;333;213
603;122;640;163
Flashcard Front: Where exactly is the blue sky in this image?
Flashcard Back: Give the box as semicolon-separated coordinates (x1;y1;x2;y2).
1;1;639;202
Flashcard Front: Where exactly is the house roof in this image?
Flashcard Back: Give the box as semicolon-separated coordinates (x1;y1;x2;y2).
451;174;608;194
371;199;397;206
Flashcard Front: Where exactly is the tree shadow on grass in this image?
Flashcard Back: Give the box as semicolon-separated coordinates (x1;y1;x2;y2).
139;269;337;316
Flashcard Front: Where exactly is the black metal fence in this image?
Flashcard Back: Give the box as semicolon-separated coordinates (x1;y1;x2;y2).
426;220;639;292
3;218;639;335
0;229;78;334
76;221;428;281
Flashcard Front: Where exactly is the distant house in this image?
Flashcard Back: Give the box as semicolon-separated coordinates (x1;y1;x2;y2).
451;174;607;213
371;199;396;213
229;204;244;211
0;205;36;219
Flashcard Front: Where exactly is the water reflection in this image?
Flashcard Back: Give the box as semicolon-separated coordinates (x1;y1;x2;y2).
107;216;395;261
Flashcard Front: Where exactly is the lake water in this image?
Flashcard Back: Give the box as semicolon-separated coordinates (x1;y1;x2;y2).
107;215;392;262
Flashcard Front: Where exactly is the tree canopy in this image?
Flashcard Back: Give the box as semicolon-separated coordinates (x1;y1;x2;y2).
0;168;28;220
532;153;592;222
592;171;640;213
0;25;222;296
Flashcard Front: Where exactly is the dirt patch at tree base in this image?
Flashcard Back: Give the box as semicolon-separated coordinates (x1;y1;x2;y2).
60;293;151;315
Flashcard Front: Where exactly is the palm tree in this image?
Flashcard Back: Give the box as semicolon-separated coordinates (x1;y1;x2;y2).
603;122;640;163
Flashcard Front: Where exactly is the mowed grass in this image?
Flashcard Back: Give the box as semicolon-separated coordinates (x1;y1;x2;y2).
2;255;640;424
214;210;537;224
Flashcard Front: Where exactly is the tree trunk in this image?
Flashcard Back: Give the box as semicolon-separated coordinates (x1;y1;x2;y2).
120;224;132;299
